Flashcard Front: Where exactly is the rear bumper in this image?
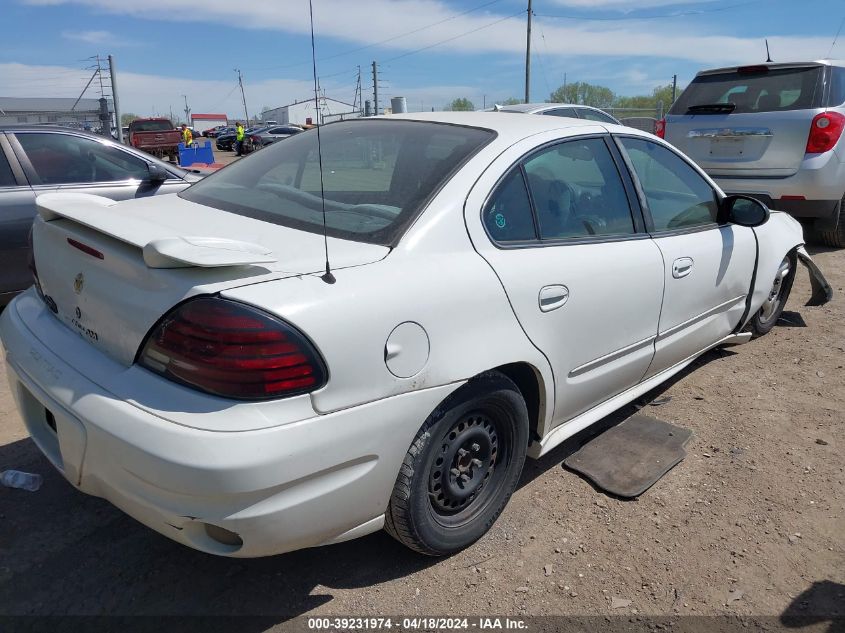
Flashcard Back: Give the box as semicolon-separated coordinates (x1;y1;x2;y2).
0;290;457;557
713;150;845;226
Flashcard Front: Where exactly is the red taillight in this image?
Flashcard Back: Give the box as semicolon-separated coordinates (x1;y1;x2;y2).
654;118;666;138
806;112;845;154
137;297;327;400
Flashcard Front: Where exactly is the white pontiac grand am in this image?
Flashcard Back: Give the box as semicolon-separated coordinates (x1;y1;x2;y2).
0;112;831;558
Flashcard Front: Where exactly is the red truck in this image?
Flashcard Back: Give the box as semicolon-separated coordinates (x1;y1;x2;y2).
128;118;182;162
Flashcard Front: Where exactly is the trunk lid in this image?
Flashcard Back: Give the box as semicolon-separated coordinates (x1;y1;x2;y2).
665;63;826;177
665;110;814;176
32;192;388;366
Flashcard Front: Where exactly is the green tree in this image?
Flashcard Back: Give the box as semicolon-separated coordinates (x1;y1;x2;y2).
120;113;139;126
500;97;522;106
447;97;475;111
549;81;615;108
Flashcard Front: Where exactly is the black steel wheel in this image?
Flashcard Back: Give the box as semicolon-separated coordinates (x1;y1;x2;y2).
385;371;528;556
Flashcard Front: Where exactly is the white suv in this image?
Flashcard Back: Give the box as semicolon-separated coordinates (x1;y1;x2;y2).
661;60;845;247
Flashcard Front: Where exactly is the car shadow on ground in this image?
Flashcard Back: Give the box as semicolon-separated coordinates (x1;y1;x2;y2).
0;347;733;625
780;580;845;632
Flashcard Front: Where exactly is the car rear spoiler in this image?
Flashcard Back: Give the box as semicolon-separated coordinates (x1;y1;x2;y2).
36;193;277;269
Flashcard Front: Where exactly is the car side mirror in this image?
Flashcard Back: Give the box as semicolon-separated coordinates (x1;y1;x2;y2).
146;163;168;182
719;195;769;227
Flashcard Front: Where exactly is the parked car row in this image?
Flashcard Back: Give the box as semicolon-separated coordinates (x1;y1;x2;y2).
216;124;304;152
0;126;201;306
658;59;845;247
0;112;830;559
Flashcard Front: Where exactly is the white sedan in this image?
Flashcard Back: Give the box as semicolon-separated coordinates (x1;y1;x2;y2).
0;112;831;558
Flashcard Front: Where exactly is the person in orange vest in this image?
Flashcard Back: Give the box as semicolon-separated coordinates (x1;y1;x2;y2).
180;124;193;147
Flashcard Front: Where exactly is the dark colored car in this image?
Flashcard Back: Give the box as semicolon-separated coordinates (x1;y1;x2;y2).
0;126;203;306
216;127;260;151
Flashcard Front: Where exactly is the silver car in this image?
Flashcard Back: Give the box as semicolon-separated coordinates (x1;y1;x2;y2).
251;124;304;148
0;126;202;306
495;102;621;125
663;60;845;247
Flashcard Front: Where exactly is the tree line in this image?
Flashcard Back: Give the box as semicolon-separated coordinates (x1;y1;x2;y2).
446;81;681;112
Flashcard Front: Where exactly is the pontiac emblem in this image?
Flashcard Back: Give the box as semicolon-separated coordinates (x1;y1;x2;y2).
73;273;84;295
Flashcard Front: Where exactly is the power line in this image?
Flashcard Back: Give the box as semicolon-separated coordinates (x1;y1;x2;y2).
382;10;524;64
828;16;845;57
245;0;508;72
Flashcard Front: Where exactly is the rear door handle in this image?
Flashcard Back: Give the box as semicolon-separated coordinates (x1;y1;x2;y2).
539;285;570;312
672;257;694;279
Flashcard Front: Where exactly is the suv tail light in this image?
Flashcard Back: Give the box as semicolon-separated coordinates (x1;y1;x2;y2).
654;118;666;138
806;112;845;154
137;297;327;400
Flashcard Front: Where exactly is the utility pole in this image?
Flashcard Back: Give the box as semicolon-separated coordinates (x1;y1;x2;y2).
353;65;362;115
672;74;678;105
182;94;191;126
235;68;250;125
524;0;532;104
372;61;379;116
108;55;123;143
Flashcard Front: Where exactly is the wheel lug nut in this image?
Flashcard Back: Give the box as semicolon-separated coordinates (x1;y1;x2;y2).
450;468;461;477
458;448;468;457
471;443;480;452
471;458;482;467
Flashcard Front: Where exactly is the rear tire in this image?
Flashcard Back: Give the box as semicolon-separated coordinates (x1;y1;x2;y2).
811;193;845;248
748;251;797;337
384;371;528;556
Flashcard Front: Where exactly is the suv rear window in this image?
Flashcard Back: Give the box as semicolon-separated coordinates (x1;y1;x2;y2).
130;120;174;132
670;66;825;115
180;120;495;246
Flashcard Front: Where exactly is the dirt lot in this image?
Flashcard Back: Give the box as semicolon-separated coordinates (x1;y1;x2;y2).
0;245;842;630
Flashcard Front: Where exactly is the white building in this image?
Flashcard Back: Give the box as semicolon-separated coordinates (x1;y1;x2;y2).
261;97;360;126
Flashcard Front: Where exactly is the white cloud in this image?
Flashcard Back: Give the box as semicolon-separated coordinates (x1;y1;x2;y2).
62;31;143;47
23;0;833;66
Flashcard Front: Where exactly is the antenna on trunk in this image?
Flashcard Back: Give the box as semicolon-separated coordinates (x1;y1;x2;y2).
765;39;773;63
308;0;335;285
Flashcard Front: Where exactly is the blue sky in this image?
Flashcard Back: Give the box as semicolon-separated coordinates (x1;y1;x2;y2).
2;0;844;120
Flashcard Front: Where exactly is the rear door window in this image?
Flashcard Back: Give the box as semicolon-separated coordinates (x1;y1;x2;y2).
0;147;16;186
524;137;635;239
578;109;618;124
16;133;150;184
542;108;578;118
670;66;825;114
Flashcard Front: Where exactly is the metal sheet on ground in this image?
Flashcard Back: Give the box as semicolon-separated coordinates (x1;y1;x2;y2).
563;414;693;498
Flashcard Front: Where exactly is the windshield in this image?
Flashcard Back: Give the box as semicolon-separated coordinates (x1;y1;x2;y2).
131;120;175;132
180;119;495;246
670;66;825;115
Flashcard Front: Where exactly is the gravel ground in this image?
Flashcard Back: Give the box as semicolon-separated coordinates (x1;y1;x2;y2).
0;245;842;631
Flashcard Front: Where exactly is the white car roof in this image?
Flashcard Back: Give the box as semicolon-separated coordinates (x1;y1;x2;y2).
382;111;638;145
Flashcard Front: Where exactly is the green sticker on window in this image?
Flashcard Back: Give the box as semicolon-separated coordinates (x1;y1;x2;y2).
495;213;506;228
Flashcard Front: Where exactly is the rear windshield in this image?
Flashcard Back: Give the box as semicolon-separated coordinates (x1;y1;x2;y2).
130;120;174;132
670;66;825;115
180;119;495;246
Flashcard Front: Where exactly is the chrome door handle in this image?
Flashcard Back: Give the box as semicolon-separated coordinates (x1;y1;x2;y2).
672;257;694;279
539;285;570;312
